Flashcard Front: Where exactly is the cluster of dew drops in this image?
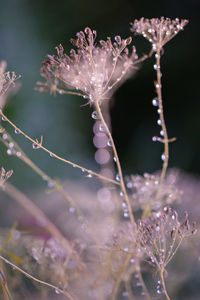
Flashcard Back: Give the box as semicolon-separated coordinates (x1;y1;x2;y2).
151;95;166;162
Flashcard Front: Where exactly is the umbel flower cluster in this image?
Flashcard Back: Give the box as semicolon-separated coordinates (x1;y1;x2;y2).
36;27;139;104
130;17;188;50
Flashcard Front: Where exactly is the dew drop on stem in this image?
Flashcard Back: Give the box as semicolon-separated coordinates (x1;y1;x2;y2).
116;174;120;182
91;111;99;120
161;153;166;161
152;97;159;106
107;140;112;147
32;143;39;149
157;119;162;126
99;123;105;132
14;128;20;134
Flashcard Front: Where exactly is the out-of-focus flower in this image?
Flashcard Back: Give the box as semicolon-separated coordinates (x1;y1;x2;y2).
130;17;188;51
0;167;13;189
0;61;20;110
37;27;139;105
126;171;182;211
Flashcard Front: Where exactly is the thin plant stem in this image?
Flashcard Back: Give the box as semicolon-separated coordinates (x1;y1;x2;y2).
160;268;170;300
0;262;13;300
0;255;75;300
124;278;135;300
155;50;169;187
94;100;135;225
110;251;132;300
142;49;170;218
0;130;83;215
0;110;119;186
136;263;152;300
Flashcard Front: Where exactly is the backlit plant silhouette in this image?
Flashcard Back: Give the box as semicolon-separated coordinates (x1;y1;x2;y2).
0;17;198;300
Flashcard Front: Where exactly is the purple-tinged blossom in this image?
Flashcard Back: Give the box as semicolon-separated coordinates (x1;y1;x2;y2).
130;17;188;51
36;27;139;105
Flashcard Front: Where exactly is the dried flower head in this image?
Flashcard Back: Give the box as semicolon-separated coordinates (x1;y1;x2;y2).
137;207;196;271
0;61;20;109
0;167;13;188
37;27;139;104
130;17;188;51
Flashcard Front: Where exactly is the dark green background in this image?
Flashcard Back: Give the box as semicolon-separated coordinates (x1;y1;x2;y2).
0;0;199;189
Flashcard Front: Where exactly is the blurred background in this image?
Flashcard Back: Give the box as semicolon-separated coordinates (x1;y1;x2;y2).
0;1;200;299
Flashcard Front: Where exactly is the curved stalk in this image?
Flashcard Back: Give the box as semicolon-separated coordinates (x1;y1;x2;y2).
160;268;170;300
0;110;119;186
94;100;135;225
0;255;75;300
155;50;169;186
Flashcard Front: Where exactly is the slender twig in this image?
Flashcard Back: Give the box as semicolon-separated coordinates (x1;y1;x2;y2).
110;251;132;300
0;255;75;300
136;263;152;300
160;268;170;300
155;50;169;187
0;130;83;215
94;100;135;225
0;110;119;186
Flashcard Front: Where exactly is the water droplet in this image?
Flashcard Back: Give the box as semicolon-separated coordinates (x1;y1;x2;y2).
86;173;93;178
126;182;132;188
156;83;161;89
116;174;120;182
14;128;20;134
1;116;6;121
120;191;124;197
153;64;158;70
7;149;12;155
157;119;162;126
152;97;159;107
49;152;53;157
157;290;162;294
124;212;129;218
152;136;157;142
136;282;142;287
32;143;39;149
107;140;112;147
9;142;14;148
91;111;99;120
55;289;60;294
122;291;129;297
16;151;22;157
130;258;135;263
113;157;117;163
48;181;54;188
99;123;105;132
69;207;75;213
161;153;166;161
152;44;157;51
157;108;161;114
2;134;8;140
160;130;164;136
